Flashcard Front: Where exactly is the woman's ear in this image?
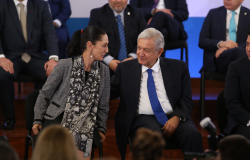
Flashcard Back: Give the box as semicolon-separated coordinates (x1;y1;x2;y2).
86;41;93;49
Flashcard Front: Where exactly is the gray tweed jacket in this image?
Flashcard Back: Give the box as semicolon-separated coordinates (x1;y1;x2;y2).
33;58;110;134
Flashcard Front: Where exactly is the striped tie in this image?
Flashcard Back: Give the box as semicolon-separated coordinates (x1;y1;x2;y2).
117;15;127;61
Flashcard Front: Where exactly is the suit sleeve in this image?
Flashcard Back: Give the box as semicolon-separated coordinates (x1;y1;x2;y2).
0;17;4;55
33;60;65;125
172;62;193;119
88;9;101;27
53;0;71;25
199;10;221;52
129;0;153;21
171;0;189;22
110;64;122;100
96;66;110;134
42;2;59;56
131;10;147;53
224;63;250;125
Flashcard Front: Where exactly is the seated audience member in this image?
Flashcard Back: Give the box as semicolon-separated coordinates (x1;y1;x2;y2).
130;0;189;43
217;135;250;160
32;26;109;160
131;128;165;160
224;30;250;139
111;28;203;160
0;0;58;130
199;0;250;73
47;0;72;59
0;142;19;160
88;0;147;74
32;125;78;160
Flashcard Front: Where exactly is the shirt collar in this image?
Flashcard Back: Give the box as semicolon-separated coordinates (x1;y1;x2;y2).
227;5;241;15
113;10;124;19
14;0;28;7
142;58;160;73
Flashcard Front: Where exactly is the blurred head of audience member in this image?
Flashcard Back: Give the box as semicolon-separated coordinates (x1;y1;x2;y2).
66;26;108;60
108;0;128;13
217;135;250;160
246;29;250;60
223;0;244;11
0;141;19;160
32;125;78;160
131;128;165;160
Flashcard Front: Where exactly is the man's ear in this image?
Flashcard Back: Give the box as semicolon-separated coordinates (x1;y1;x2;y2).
158;48;164;57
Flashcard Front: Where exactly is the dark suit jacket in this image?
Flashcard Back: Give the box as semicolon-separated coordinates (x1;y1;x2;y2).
111;58;193;159
130;0;189;40
0;0;58;60
199;6;250;72
224;57;250;134
88;4;147;60
48;0;71;41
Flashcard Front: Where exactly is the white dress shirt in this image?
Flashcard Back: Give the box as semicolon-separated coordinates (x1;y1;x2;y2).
103;10;137;66
0;0;58;59
138;58;173;115
156;0;166;9
217;5;241;48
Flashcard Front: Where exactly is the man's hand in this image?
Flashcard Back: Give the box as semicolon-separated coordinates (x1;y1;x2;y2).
218;40;238;49
109;59;120;72
99;131;106;143
156;9;174;18
44;59;57;77
0;58;14;74
32;124;42;135
122;57;133;62
215;47;228;58
162;116;180;137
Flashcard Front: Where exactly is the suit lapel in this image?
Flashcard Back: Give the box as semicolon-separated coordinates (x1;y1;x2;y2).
8;0;25;41
159;58;174;107
27;0;34;44
220;7;227;40
237;6;248;42
106;5;119;42
132;61;142;109
124;7;131;50
243;57;250;80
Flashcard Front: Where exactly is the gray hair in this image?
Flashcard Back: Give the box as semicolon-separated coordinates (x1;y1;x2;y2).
137;28;165;52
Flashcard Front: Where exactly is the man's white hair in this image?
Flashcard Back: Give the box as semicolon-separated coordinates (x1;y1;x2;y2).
137;28;165;52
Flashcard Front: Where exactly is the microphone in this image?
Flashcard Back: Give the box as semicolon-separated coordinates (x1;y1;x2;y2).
200;117;217;150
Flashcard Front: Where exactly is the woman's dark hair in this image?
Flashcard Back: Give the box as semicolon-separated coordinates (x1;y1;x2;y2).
66;26;107;57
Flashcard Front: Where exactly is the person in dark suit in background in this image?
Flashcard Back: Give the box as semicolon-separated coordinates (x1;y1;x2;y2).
47;0;71;59
111;28;203;160
224;30;250;140
0;0;58;130
130;0;189;43
88;0;147;73
199;0;250;73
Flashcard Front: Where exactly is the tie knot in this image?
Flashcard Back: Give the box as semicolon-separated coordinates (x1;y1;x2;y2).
18;2;24;8
116;15;121;20
147;69;152;75
231;11;236;15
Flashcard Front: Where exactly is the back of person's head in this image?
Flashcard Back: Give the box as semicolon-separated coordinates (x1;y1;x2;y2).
32;125;78;160
67;26;107;57
131;128;165;160
218;134;250;160
0;142;19;160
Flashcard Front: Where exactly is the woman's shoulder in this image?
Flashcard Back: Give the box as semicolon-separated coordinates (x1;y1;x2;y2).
57;58;73;67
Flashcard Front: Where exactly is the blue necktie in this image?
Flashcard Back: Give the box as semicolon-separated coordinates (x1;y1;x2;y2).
229;11;236;42
147;69;168;125
116;15;127;61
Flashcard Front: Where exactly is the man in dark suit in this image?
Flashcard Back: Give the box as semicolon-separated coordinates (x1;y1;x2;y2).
224;30;250;139
130;0;189;42
88;0;147;73
0;0;58;129
47;0;71;59
111;28;203;160
199;0;250;73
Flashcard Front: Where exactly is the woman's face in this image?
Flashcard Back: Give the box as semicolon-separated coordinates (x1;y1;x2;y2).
92;34;109;61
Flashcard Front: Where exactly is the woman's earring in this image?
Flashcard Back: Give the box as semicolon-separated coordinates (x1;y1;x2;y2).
90;51;93;58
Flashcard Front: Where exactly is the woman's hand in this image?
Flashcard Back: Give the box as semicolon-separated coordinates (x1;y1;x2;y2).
32;124;42;135
99;131;106;143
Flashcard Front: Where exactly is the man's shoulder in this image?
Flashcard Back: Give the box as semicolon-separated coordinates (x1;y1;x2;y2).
230;56;249;67
241;5;250;13
90;3;109;14
160;57;186;66
206;6;225;15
